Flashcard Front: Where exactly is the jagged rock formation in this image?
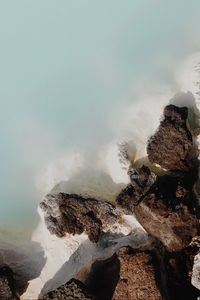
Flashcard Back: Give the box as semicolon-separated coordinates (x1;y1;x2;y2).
22;103;200;299
85;243;200;300
118;167;200;252
0;266;18;300
40;193;120;243
147;105;194;171
40;279;94;300
117;165;156;210
117;104;200;252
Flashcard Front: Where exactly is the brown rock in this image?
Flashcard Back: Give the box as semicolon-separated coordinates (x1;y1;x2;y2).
40;278;94;300
117;165;200;252
85;246;165;300
85;244;200;300
147;105;194;171
112;247;164;300
40;193;119;243
133;173;200;252
117;165;156;210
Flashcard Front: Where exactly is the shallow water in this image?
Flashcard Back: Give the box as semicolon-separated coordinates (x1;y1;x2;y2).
1;1;200;237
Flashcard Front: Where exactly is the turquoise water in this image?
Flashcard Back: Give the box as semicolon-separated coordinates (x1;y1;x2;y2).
1;0;200;229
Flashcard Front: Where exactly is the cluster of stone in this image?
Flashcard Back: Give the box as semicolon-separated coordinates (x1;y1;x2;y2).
6;104;200;300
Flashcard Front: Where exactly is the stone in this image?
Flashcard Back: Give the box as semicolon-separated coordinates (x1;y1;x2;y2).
40;192;119;243
147;105;194;171
40;279;94;300
0;266;18;300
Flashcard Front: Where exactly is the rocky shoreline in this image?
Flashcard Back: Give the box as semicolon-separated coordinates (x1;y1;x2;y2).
2;102;200;299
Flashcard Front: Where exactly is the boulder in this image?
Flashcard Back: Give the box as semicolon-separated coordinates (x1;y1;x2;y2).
40;192;120;243
40;278;94;300
147;105;194;171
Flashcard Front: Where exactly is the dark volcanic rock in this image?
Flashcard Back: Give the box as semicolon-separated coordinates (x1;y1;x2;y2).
117;165;156;210
40;193;119;243
85;254;120;300
117;165;200;252
116;184;136;212
147;104;194;171
166;242;200;300
85;244;200;300
0;266;18;300
86;246;165;300
40;278;94;300
133;172;200;252
117;104;200;251
113;247;164;300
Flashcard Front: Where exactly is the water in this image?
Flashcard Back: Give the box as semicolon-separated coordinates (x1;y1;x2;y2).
1;0;200;234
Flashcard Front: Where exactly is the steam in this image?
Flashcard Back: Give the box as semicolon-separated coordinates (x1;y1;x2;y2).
34;52;200;200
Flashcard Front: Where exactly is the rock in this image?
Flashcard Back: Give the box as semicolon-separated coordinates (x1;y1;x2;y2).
40;278;94;300
116;184;136;212
85;246;165;300
112;247;164;300
117;166;156;210
147;105;194;171
128;165;156;192
117;166;200;252
85;254;121;300
165;244;200;299
85;244;200;300
134;172;200;252
0;266;18;300
40;192;119;243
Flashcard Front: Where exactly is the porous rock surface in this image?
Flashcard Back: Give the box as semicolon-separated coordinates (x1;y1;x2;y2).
40;278;94;300
40;193;119;243
147;105;194;171
117;167;199;251
117;104;200;252
117;165;156;210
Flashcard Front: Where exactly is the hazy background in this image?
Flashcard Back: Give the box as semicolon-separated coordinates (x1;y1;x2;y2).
0;0;200;231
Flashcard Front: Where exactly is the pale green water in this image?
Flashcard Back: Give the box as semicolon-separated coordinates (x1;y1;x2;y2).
0;0;200;230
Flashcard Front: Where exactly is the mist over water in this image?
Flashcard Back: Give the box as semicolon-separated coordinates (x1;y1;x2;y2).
1;1;200;237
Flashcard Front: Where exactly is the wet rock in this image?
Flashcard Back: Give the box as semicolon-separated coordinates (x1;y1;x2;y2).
0;266;18;300
40;278;94;300
40;192;119;243
147;105;194;171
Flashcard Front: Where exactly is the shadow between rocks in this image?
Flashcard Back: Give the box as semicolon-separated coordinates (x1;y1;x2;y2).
84;254;120;300
39;232;135;298
0;240;46;296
